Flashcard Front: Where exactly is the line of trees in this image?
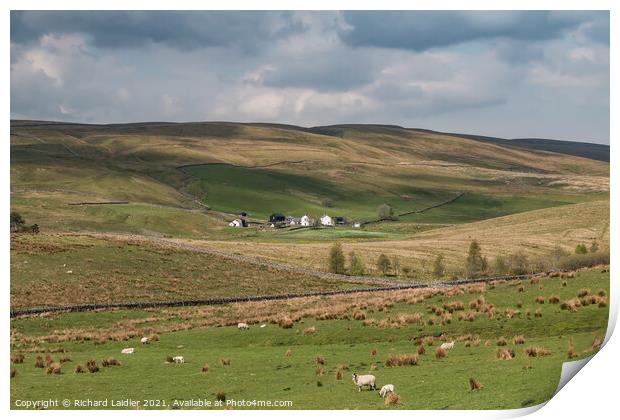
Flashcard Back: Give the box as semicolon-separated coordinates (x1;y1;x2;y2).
327;238;609;279
10;212;39;234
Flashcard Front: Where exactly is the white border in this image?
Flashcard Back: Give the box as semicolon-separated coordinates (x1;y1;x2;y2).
3;1;616;419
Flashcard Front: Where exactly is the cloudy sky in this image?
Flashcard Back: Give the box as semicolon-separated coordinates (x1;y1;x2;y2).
10;11;610;143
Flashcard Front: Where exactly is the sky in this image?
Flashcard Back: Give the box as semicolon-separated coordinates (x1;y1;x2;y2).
10;11;610;144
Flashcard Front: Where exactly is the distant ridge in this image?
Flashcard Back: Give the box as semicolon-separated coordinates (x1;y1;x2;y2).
412;129;609;163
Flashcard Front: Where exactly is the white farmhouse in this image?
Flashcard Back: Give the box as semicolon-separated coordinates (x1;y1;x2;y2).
300;215;311;226
228;219;243;228
320;215;334;226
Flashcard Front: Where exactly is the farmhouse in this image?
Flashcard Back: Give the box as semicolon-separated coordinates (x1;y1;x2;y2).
300;215;311;226
229;219;243;228
320;215;334;226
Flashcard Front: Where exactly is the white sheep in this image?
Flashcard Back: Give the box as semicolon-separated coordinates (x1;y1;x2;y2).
440;341;455;350
140;337;149;345
379;384;395;398
121;347;134;354
260;324;267;328
237;322;250;330
352;373;376;392
172;356;184;364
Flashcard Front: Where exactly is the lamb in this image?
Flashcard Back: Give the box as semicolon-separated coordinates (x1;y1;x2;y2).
440;341;455;350
140;337;149;345
172;356;184;364
237;322;250;330
379;384;395;398
121;348;134;354
352;373;376;392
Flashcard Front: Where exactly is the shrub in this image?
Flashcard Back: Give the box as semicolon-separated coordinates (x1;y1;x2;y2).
74;364;85;374
377;254;392;275
328;243;346;274
469;378;483;391
165;355;174;363
590;241;600;253
385;354;418;367
278;316;294;329
513;335;525;345
385;392;400;405
377;204;395;220
493;255;509;276
557;251;609;271
508;252;529;275
46;362;61;375
575;244;588;255
435;347;447;359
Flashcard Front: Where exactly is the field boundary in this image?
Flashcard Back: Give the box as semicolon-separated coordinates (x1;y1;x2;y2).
10;273;534;318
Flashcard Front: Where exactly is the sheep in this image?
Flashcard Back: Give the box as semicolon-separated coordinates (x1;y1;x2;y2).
440;341;455;350
260;324;267;328
237;322;250;330
140;337;149;345
172;356;185;364
379;384;395;398
121;348;134;354
352;373;376;392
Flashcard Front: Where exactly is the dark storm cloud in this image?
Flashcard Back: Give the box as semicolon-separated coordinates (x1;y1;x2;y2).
339;11;608;51
10;11;305;51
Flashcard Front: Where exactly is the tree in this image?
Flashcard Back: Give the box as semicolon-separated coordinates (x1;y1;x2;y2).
377;204;394;220
493;255;509;276
392;256;401;277
508;252;529;275
465;240;486;278
376;254;391;275
321;198;334;208
30;224;40;234
328;243;346;274
432;254;446;278
10;211;25;232
575;244;588;255
590;241;600;253
349;252;365;276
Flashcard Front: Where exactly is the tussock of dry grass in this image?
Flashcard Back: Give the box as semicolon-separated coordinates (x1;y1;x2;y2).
46;362;61;375
315;355;325;366
469;378;483;391
548;295;560;304
11;354;24;364
435;347;447;359
220;358;231;366
86;359;99;373
496;348;515;360
74;364;85;373
497;337;507;346
513;335;525;345
34;355;44;369
303;326;317;335
525;346;551;357
216;391;226;402
385;354;418;367
385;392;400;405
577;288;590;298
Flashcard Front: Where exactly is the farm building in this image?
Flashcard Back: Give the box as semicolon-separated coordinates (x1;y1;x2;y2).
300;215;311;226
320;215;334;226
269;213;286;223
229;219;243;228
334;216;346;225
286;216;301;226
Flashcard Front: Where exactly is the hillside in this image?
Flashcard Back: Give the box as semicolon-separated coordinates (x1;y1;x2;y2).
10;120;609;237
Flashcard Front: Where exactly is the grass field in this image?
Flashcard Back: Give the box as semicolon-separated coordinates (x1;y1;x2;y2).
10;234;367;309
10;269;609;409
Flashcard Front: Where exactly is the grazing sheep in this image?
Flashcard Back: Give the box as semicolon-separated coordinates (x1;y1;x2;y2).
237;322;250;330
140;337;149;345
260;324;267;328
440;341;455;350
121;348;134;354
352;373;376;392
379;384;395;398
172;356;185;364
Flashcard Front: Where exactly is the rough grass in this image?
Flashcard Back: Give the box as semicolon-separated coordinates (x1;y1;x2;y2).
9;270;609;409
